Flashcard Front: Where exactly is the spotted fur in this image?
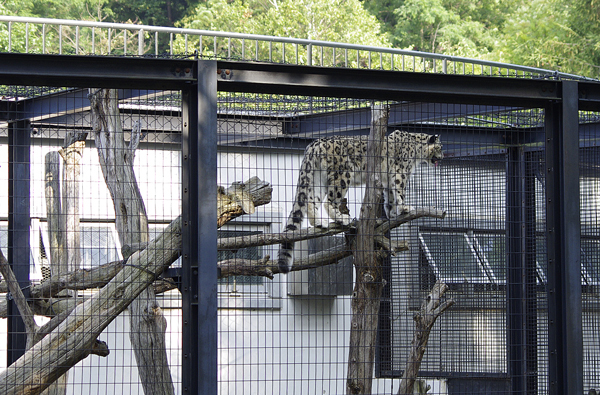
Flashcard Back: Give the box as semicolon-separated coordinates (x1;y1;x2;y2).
277;130;443;274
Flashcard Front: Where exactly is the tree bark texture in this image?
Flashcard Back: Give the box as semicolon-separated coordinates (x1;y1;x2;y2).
58;142;84;274
346;104;389;395
397;282;454;395
89;88;174;395
44;152;64;277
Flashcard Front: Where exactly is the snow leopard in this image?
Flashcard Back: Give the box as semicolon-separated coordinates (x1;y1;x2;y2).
277;130;443;273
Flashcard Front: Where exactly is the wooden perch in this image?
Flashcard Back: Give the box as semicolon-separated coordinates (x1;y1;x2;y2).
217;207;445;279
398;282;454;395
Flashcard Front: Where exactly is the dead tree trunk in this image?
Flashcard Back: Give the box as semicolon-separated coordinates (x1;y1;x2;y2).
397;282;454;395
89;88;174;395
59;142;84;275
41;141;84;395
44;152;64;277
346;104;389;395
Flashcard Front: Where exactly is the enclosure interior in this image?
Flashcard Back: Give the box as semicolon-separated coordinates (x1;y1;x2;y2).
0;73;598;395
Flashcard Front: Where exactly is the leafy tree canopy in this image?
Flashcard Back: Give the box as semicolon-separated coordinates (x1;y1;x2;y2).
178;0;390;47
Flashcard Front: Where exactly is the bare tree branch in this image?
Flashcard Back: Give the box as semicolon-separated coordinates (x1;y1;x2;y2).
0;249;38;338
397;282;454;395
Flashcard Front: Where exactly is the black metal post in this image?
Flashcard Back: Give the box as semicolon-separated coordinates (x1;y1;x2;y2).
506;145;538;394
7;118;31;365
545;80;582;395
181;60;218;394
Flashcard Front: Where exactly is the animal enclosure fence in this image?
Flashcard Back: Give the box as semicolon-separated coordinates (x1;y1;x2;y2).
0;54;597;395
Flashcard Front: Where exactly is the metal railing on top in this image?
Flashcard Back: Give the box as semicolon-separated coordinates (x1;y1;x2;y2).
0;15;595;81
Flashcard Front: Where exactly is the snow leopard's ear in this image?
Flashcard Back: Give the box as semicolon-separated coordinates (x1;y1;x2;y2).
428;134;438;144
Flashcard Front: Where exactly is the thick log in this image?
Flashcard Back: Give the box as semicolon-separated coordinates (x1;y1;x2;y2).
398;282;454;395
347;104;389;395
0;217;181;395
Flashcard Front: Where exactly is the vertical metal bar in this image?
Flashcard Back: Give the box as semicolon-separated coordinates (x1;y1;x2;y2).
42;24;46;54
7;119;30;365
199;35;203;57
155;32;158;56
545;80;582;395
59;25;63;54
332;47;335;67
196;59;218;395
181;67;198;395
507;145;538;394
181;60;217;395
108;28;111;54
25;23;28;53
138;29;144;56
320;46;323;66
308;44;312;66
170;33;173;55
75;26;79;54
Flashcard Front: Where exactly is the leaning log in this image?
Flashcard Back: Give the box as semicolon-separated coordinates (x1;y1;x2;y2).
0;217;181;395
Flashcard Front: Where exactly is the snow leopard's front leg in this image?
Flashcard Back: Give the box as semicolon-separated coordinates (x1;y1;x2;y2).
386;176;414;219
323;175;352;226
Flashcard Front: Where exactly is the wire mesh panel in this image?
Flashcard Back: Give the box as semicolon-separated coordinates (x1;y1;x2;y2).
0;86;183;394
580;117;600;394
213;92;552;394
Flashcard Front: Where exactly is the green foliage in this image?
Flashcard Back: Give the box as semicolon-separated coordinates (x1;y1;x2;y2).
175;0;391;66
107;0;198;26
485;0;600;77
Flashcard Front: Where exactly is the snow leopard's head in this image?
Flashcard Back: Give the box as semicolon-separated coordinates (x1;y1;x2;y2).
418;133;443;167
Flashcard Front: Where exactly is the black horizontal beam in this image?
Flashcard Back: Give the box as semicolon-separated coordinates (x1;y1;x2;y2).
0;53;196;90
216;61;562;107
578;81;600;111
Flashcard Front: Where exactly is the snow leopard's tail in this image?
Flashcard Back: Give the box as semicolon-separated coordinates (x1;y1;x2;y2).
277;207;304;274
